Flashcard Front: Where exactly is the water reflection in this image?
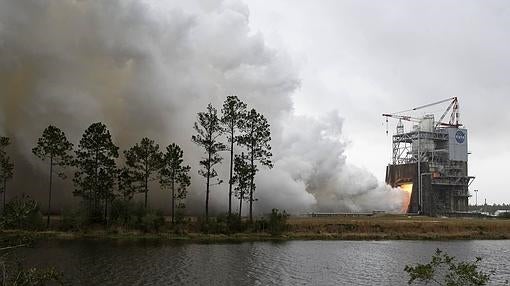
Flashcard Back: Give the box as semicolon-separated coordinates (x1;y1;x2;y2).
10;240;510;285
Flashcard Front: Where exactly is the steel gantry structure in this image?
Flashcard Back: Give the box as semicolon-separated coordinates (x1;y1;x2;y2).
383;97;474;216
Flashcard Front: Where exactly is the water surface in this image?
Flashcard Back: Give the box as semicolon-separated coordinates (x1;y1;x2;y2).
11;240;510;285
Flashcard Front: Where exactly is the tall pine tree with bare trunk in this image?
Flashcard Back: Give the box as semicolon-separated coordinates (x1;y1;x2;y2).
124;137;163;209
192;103;225;222
238;109;273;222
73;122;119;223
0;137;14;213
32;125;74;227
160;143;191;224
220;96;246;217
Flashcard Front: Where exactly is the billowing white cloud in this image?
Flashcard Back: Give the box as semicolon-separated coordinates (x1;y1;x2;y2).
256;111;404;213
0;0;405;214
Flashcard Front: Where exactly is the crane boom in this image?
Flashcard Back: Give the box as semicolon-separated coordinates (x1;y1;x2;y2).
382;97;461;135
382;114;421;122
392;97;457;115
410;97;457;112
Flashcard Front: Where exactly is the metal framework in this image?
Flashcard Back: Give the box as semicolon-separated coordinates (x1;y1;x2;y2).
383;98;473;215
391;130;449;165
383;97;461;132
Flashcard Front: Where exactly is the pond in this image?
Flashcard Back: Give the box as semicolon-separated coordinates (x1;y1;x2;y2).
9;239;510;285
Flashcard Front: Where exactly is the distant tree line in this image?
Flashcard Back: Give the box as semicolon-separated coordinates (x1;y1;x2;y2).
468;203;510;215
0;95;272;227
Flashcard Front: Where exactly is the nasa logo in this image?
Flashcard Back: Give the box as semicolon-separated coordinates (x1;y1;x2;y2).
455;130;465;144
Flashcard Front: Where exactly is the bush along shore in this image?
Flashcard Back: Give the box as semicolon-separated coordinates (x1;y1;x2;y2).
0;196;294;243
3;197;510;243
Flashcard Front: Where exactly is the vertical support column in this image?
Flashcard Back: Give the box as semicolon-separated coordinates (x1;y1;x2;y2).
417;130;422;214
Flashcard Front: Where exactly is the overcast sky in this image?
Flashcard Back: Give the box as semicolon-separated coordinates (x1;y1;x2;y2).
245;0;510;205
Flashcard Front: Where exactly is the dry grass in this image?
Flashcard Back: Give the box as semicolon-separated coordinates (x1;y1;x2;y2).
286;214;510;240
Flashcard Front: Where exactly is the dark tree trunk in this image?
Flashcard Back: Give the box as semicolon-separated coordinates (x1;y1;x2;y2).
205;151;211;222
47;155;53;228
144;156;150;209
144;178;148;209
104;196;108;226
94;148;99;214
2;178;6;214
171;177;175;224
144;161;149;209
249;150;254;223
88;193;92;215
228;124;234;217
239;190;243;219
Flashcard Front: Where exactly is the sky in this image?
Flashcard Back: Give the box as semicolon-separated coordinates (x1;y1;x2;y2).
245;0;510;205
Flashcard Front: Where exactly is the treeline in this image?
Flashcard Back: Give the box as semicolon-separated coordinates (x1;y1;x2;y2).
0;96;273;229
468;203;510;215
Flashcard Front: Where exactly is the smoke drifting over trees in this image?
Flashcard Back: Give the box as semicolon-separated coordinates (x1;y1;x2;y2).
0;0;406;214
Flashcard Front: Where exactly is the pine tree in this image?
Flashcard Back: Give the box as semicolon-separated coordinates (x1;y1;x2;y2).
160;143;191;224
73;122;119;222
220;95;247;217
238;109;273;222
0;137;14;213
192;103;226;221
32;125;74;227
233;152;253;218
117;167;137;201
124;137;163;209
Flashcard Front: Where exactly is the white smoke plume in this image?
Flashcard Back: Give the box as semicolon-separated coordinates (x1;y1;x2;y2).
0;0;405;214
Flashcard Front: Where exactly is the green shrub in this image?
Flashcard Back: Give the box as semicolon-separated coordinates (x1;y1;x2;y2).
197;213;246;234
172;204;188;234
61;200;166;232
140;210;165;233
405;249;493;286
252;218;268;233
214;213;233;233
109;200;145;228
226;213;244;233
1;194;43;230
197;217;223;234
174;204;186;225
61;207;90;231
268;208;289;235
197;219;216;234
250;209;288;235
109;200;164;232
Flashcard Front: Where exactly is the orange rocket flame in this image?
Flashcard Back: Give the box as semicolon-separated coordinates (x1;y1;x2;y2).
399;183;413;213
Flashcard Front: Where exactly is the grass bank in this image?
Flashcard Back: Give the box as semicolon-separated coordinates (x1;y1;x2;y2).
287;214;510;240
3;214;510;243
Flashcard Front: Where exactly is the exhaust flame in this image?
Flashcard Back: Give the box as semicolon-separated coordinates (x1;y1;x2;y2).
398;183;413;213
